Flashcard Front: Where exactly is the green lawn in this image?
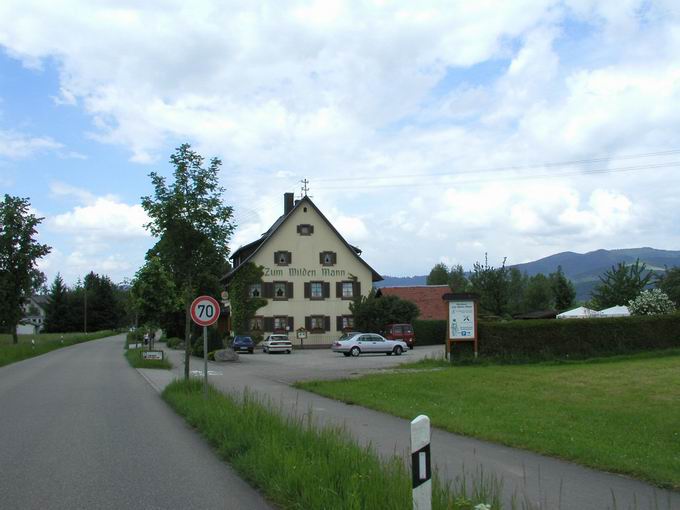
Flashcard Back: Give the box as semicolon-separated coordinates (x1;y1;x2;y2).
297;350;680;490
0;331;116;367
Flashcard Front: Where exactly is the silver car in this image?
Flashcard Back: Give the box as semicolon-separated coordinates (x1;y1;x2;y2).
262;334;293;354
331;332;408;357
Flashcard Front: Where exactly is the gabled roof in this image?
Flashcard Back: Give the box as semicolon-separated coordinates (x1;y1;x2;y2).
376;285;449;320
223;196;382;283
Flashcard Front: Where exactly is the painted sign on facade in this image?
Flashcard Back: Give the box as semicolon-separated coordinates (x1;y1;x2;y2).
263;266;348;278
448;301;475;339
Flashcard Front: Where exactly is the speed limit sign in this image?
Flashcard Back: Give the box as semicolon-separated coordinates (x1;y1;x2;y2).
190;295;221;327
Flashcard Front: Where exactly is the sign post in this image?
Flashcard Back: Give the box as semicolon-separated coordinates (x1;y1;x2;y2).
190;295;221;398
411;415;431;510
296;327;308;349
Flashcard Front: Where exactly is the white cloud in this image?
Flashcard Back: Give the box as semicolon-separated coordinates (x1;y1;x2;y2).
50;196;150;240
0;130;62;159
2;1;680;279
332;215;369;242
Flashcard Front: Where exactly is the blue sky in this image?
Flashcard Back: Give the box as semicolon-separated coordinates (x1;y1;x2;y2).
1;0;679;286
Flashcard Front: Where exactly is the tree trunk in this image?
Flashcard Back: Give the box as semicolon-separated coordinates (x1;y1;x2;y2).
184;298;191;380
183;277;193;380
11;324;18;345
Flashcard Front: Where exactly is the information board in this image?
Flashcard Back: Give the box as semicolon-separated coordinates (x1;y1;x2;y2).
448;301;476;340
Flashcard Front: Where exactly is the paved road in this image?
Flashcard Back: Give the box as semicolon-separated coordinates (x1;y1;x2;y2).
0;334;273;510
151;346;680;510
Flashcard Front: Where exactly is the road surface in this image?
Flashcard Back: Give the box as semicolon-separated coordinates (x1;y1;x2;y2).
0;334;273;510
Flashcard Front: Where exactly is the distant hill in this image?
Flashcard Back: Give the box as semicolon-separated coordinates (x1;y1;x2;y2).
376;247;680;302
511;247;680;301
376;275;427;288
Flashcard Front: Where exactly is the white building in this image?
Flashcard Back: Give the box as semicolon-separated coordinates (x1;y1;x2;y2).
224;193;382;345
16;295;48;335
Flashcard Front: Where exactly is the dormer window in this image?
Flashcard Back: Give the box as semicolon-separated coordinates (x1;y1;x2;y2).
320;251;337;266
274;251;292;266
297;224;314;236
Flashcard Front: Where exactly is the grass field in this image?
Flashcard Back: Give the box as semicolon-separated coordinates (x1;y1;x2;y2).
124;348;172;369
297;350;680;490
163;379;502;510
0;331;117;367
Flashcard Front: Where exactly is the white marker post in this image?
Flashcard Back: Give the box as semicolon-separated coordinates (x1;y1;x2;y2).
190;296;221;398
411;415;432;510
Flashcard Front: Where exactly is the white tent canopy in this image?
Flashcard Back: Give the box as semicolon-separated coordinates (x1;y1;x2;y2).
556;306;601;319
599;305;631;317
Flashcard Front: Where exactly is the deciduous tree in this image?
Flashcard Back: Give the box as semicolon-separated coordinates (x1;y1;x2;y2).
448;264;469;292
469;255;509;316
0;195;51;343
350;289;419;333
426;263;449;285
524;273;553;311
656;266;680;307
226;262;267;335
141;144;235;379
628;289;676;315
130;256;180;330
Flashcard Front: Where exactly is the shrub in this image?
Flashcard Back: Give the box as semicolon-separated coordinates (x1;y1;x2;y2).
191;328;224;357
166;337;183;349
413;320;447;346
477;314;680;363
628;289;676;316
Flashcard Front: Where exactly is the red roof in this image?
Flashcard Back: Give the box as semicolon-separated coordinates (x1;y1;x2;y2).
376;285;449;320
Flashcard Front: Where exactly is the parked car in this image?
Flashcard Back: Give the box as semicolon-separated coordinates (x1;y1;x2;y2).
383;323;415;349
262;334;293;354
331;332;408;357
231;335;255;354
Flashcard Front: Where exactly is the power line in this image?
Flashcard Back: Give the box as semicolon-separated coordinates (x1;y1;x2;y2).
313;161;680;190
313;149;680;184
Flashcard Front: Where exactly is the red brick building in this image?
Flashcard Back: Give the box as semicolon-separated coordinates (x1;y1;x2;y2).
375;285;449;320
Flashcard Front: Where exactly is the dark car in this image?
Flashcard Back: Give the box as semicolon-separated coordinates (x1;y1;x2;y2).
231;335;255;354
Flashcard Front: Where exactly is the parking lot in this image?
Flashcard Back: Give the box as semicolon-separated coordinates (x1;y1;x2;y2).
204;344;444;384
161;343;445;387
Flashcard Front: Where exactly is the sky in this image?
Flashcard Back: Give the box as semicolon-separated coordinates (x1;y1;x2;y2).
1;0;679;286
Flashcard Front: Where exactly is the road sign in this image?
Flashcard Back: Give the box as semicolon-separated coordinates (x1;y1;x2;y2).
142;351;164;360
190;296;221;327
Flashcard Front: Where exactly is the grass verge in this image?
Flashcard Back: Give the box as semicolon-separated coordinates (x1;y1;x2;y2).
297;350;680;490
0;331;116;367
124;348;172;369
163;379;503;510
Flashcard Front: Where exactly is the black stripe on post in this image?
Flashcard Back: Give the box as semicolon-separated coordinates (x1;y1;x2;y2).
411;443;431;489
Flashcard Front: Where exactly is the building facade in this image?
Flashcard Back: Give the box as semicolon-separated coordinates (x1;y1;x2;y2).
224;193;382;345
16;295;48;335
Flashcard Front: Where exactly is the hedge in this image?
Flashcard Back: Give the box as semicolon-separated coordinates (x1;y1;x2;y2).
476;313;680;363
413;320;447;346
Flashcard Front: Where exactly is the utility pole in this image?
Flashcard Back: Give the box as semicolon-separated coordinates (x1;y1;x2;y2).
84;286;88;333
